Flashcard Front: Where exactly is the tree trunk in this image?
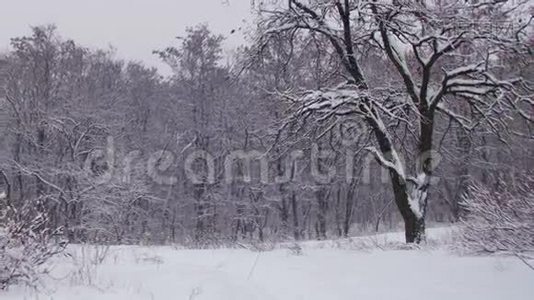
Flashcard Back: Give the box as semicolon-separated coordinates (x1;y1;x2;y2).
194;184;205;242
290;191;300;240
315;188;328;240
389;164;426;244
343;182;357;237
404;210;425;244
368;119;426;243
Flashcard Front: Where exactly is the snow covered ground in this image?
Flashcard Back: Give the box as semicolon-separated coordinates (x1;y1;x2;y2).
3;227;534;300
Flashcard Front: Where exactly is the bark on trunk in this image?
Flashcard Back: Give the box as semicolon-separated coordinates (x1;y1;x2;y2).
404;211;425;244
390;174;426;243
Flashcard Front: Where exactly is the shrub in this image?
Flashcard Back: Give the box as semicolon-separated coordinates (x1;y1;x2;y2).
0;199;66;289
460;174;534;254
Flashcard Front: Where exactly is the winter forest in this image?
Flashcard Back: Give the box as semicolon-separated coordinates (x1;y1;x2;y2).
0;0;533;299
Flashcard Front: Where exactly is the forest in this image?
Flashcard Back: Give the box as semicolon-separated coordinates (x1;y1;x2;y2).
0;0;533;297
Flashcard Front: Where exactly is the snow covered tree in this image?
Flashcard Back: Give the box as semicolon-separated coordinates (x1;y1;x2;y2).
256;0;533;243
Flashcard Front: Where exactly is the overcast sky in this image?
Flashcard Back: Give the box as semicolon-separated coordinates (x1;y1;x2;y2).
0;0;253;74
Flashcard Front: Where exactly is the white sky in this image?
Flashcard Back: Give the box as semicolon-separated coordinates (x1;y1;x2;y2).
0;0;253;74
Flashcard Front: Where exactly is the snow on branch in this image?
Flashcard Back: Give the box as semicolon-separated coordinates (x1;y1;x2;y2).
370;0;531;108
365;146;406;181
280;82;411;183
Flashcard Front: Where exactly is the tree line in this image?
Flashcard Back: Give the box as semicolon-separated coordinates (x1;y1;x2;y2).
0;0;533;249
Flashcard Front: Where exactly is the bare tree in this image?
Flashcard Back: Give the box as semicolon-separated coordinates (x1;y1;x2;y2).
257;0;533;243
